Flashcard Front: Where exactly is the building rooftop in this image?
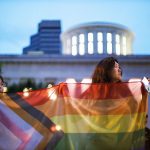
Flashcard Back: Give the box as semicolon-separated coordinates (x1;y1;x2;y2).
62;21;134;36
0;54;150;64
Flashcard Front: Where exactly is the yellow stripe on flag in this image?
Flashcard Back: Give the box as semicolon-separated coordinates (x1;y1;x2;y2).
51;112;146;133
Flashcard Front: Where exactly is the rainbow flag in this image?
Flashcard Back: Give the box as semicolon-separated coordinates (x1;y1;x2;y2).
0;81;148;150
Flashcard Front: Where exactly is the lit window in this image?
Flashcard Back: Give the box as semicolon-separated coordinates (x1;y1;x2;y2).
88;43;93;54
107;33;112;54
115;34;120;55
71;36;77;56
79;34;85;55
88;33;93;54
72;45;77;56
79;34;84;43
72;36;77;45
122;36;127;55
97;32;103;54
88;33;93;41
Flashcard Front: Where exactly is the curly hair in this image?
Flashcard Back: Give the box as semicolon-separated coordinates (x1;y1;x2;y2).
92;57;122;83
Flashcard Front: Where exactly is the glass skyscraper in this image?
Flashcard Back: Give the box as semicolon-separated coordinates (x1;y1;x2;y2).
23;20;61;55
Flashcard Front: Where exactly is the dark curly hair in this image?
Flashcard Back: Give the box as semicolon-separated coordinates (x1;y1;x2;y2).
92;57;122;83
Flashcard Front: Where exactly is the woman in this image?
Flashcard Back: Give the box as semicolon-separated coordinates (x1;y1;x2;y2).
91;56;150;149
92;57;122;83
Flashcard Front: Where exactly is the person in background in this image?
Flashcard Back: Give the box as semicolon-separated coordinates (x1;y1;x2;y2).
0;75;4;92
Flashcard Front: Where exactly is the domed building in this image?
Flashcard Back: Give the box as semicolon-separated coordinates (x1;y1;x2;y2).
61;22;134;56
0;20;150;86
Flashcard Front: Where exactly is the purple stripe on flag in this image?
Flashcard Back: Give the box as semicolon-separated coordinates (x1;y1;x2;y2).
0;110;31;150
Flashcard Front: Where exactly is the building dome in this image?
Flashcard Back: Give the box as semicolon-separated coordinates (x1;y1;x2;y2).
61;22;134;56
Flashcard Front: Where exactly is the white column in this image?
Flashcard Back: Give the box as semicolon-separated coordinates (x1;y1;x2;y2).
93;32;98;54
103;32;107;54
127;35;132;55
69;37;72;55
84;32;88;55
120;33;124;55
65;36;72;55
77;34;79;55
70;35;73;55
112;32;116;54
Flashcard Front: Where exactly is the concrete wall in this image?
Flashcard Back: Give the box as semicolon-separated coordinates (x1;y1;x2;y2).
1;54;150;84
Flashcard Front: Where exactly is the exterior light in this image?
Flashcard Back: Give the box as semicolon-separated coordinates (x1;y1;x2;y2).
48;88;57;101
81;78;92;83
47;84;52;88
66;78;76;83
23;88;29;97
50;125;61;132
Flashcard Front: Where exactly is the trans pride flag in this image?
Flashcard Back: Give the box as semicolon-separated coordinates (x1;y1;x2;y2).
0;81;148;150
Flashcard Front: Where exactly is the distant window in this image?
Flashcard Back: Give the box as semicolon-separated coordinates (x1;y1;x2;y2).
115;34;120;55
88;33;94;54
79;34;85;55
71;36;77;56
122;36;127;55
97;32;103;54
72;36;77;45
107;33;112;54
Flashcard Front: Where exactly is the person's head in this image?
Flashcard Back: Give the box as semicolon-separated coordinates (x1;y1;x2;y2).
0;75;4;92
92;57;122;83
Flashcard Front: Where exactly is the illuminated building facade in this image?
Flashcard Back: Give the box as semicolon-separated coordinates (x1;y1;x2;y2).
61;22;134;56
